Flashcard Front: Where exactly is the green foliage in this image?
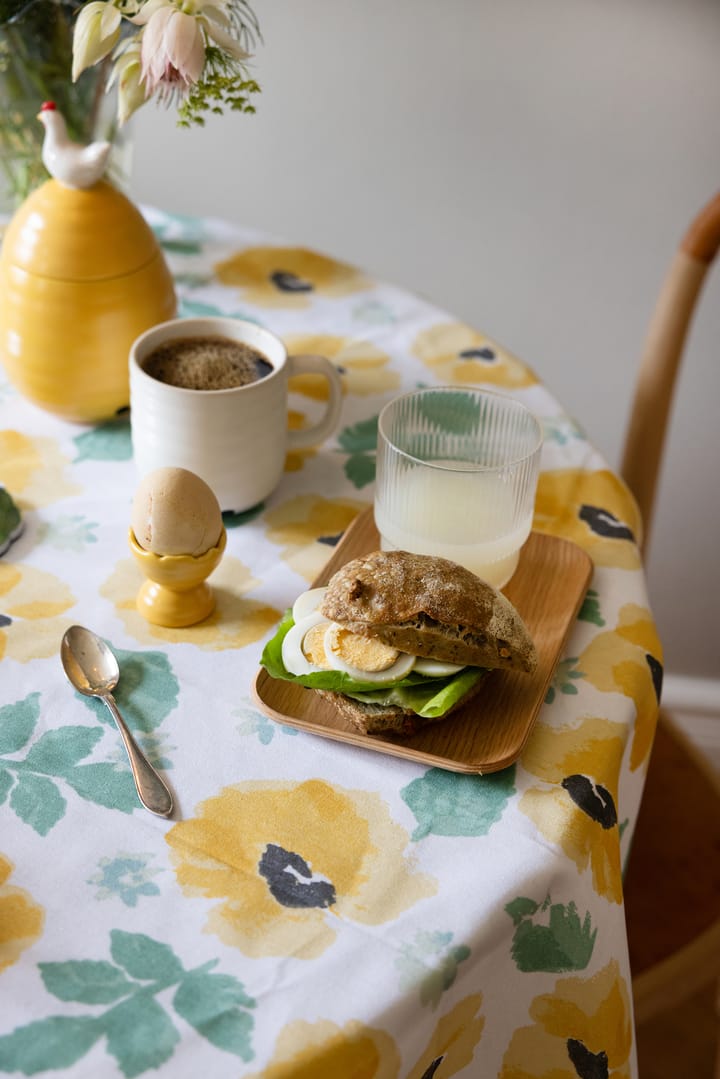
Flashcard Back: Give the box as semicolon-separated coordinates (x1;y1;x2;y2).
177;47;260;128
0;1;105;205
505;894;597;972
73;419;132;463
395;930;471;1009
0;668;177;832
545;657;584;704
578;588;605;626
337;415;380;487
0;932;256;1074
338;415;379;453
401;765;516;841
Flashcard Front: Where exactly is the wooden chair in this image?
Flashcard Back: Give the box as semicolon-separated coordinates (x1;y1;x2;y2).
620;190;720;1073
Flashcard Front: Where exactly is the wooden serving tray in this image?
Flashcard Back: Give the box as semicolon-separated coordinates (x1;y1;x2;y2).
253;508;593;773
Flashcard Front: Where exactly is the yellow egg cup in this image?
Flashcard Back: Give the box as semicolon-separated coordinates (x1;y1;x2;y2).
129;528;226;628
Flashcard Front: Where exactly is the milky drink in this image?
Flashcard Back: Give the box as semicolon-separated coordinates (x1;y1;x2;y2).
374;462;531;588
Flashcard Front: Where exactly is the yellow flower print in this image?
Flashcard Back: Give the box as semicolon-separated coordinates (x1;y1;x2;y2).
245;995;484;1079
520;718;626;903
245;1018;400;1079
0;563;76;662
0;430;80;509
284;334;400;398
263;496;368;582
213;247;371;309
411;323;538;389
0;854;44;972
285;410;318;473
100;554;281;650
533;470;642;569
579;604;663;772
166;779;436;959
499;960;632;1079
406;994;485;1079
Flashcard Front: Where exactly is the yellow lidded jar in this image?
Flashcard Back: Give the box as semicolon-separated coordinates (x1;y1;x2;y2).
0;179;176;423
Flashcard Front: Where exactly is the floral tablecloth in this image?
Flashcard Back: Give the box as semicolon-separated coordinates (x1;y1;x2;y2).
0;209;662;1078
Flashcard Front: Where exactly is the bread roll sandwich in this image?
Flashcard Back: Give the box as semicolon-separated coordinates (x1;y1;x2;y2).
260;549;537;736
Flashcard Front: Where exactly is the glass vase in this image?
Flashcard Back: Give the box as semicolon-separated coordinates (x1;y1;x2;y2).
0;0;131;212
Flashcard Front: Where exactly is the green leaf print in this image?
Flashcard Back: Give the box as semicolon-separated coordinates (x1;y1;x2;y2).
0;769;13;804
336;417;379;489
104;995;180;1078
174;972;255;1058
0;1017;101;1074
545;658;584;705
222;503;266;528
344;452;376;488
0;935;256;1075
78;646;179;734
40;961;133;1005
0;692;174;831
73;419;132;462
337;415;379;453
9;773;66;836
504;897;539;925
23;727;103;774
401;766;516;840
0;693;39;754
395;931;471;1009
63;763;139;814
36;515;98;552
416;391;482;436
110;931;185;983
159;238;204;255
505;896;596;973
578;588;605;627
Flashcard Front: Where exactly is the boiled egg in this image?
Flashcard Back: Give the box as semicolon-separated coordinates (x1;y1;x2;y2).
292;587;327;623
324;624;415;683
283;587;463;683
131;467;223;557
282;612;333;676
413;658;466;677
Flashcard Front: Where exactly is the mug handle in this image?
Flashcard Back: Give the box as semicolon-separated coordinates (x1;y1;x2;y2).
285;354;344;449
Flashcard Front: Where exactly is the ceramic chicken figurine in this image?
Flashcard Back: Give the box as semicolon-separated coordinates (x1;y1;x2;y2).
37;100;111;189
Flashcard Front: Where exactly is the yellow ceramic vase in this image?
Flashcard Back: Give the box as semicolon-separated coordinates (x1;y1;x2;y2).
0;179;176;422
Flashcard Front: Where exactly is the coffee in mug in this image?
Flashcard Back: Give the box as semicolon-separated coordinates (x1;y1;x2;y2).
129;317;344;512
142;335;274;390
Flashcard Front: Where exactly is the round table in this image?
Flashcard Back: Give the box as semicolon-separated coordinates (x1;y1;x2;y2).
0;208;659;1078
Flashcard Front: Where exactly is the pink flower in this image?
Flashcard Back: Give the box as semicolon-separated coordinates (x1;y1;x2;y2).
140;7;206;98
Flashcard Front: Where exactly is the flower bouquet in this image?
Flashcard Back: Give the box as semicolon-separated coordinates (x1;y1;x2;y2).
0;0;260;207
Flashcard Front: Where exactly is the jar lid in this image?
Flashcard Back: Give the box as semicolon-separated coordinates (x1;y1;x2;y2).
1;180;163;282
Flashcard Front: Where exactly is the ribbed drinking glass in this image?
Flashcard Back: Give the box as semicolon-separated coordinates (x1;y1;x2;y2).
374;387;543;588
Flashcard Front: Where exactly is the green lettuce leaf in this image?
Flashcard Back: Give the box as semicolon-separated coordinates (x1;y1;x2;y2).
344;668;486;719
260;612;487;717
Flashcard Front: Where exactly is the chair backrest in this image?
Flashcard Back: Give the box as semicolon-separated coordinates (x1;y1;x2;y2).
620;190;720;555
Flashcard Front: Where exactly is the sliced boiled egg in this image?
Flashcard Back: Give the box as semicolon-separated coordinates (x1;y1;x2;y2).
324;624;415;683
282;613;333;676
413;657;466;677
291;586;328;624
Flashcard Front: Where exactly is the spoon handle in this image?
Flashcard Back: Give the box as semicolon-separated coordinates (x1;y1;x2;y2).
103;693;174;818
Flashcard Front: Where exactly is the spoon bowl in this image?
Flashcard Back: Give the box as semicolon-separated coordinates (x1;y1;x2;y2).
61;625;174;818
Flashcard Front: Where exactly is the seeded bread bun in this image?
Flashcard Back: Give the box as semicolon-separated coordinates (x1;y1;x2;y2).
320;549;537;673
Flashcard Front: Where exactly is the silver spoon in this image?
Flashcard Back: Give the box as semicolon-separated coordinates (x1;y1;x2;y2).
61;625;174;819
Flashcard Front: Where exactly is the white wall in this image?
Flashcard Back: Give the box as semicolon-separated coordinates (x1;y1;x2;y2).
131;0;720;683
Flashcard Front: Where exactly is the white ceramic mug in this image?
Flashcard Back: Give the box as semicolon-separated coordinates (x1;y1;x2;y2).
129;317;343;512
